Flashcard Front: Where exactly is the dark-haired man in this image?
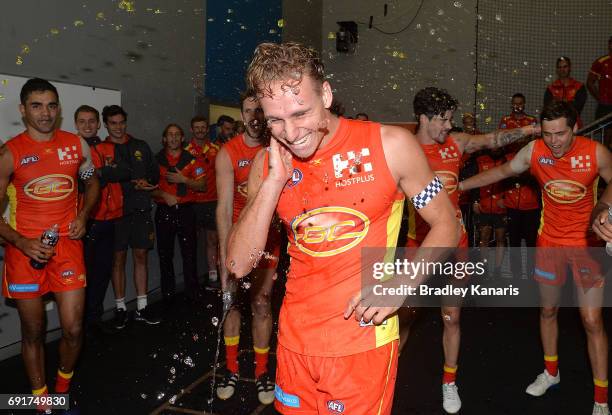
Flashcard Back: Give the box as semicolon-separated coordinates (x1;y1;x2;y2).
407;86;538;413
460;101;612;415
544;56;587;128
102;105;160;328
74;105;127;332
0;78;100;402
212;115;235;144
185;116;220;288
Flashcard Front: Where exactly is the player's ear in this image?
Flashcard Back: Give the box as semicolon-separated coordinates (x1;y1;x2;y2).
321;81;333;109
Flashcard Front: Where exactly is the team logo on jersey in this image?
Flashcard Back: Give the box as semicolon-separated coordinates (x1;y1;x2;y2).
439;145;459;160
570;155;592;171
291;207;370;257
238;158;251;168
20;155;40;166
327;400;345;413
538;156;555;166
287;168;303;188
543;179;587;204
435;170;458;194
332;148;372;178
24;174;75;201
57;146;80;165
195;167;204;176
237;181;248;198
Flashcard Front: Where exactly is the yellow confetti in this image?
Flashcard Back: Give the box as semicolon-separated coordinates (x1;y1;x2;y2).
476;83;484;93
398;52;406;59
96;12;105;20
114;25;122;31
0;94;4;101
20;44;30;54
50;28;59;35
277;19;284;28
328;32;336;39
485;116;492;124
16;56;23;65
479;103;486;110
73;20;84;27
392;51;398;57
118;0;135;12
154;9;163;14
392;83;399;90
1;79;8;86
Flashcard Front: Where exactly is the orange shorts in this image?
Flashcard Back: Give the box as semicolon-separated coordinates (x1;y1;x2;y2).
2;238;86;299
274;340;398;415
534;237;604;288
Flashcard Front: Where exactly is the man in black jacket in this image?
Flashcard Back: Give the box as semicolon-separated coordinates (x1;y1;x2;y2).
102;105;160;328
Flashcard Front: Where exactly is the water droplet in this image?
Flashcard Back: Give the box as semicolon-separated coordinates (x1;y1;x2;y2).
157;392;165;400
495;13;503;22
184;356;194;367
416;23;422;29
453;1;462;7
140;393;147;399
170;367;176;374
437;9;444;16
429;29;436;35
172;353;179;360
523;61;528;66
193;333;199;341
169;395;177;404
211;317;219;326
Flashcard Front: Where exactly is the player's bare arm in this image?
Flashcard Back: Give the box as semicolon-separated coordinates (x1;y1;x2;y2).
226;138;291;278
346;126;462;325
455;124;539;154
0;144;54;261
459;140;534;192
215;146;238;286
70;137;100;239
166;170;207;192
591;143;612;241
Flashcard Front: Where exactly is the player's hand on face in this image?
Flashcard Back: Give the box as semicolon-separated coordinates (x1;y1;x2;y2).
15;237;55;262
344;286;399;326
68;215;87;239
592;209;612;242
268;137;293;186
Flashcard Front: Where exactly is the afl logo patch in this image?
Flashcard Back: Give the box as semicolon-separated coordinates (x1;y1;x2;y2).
287;168;303;188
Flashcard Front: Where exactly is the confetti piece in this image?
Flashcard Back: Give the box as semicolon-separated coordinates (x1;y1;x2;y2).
96;12;105;20
1;79;7;86
118;0;135;12
477;83;484;93
485;116;492;124
479;103;486;110
20;44;30;54
74;20;84;27
277;19;284;28
16;56;23;65
454;1;463;7
154;9;164;14
50;28;59;35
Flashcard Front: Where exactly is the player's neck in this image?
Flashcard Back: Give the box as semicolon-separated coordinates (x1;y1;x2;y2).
416;128;437;145
193;137;206;146
318;114;341;150
559;77;571;85
513;112;525;119
26;127;55;142
166;148;181;158
108;134;127;144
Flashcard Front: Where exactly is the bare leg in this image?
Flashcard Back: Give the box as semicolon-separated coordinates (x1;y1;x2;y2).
16;298;47;390
111;250;127;299
54;289;85;374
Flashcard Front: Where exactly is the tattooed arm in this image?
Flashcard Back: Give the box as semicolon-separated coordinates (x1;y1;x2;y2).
454;124;539;154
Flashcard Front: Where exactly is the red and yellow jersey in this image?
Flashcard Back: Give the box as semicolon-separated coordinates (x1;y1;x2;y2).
89;141;123;221
503;152;540;210
273;118;403;357
547;78;584;104
223;134;263;223
185;138;219;202
476;154;506;214
590;55;612;105
5;130;82;238
408;135;463;243
498;114;537;130
529;136;599;246
154;150;205;205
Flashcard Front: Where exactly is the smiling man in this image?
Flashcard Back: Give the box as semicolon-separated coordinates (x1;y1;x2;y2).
0;78;99;404
459;101;612;415
226;43;461;415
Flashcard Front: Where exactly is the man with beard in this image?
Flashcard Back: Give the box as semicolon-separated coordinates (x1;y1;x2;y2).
215;92;278;405
544;56;587;128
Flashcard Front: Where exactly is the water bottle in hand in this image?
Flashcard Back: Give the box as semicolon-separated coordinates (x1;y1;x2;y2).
30;224;59;269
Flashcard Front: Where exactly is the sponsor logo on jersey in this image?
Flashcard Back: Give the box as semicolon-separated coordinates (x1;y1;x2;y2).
195;167;204;176
291;207;370;257
287;168;303;188
20;155;40;166
570;155;592;171
332;148;373;179
327;400;345;414
538;156;555;166
24;174;75;201
238;159;251;168
57;146;80;165
543;179;587;203
62;270;75;278
439;145;459;160
435;170;458;194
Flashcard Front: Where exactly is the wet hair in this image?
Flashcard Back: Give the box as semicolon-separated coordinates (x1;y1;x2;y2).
413;87;458;120
556;56;571;67
102;105;127;124
162;123;184;138
512;93;525;101
540;100;577;128
20;78;58;105
190;115;208;128
246;42;325;98
74;105;99;121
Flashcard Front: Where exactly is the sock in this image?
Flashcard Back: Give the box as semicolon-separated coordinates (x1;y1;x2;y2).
442;365;457;384
55;369;74;393
544;355;558;376
225;336;240;374
209;270;218;282
32;385;48;395
115;297;126;311
595;378;609;404
254;346;270;378
137;295;147;311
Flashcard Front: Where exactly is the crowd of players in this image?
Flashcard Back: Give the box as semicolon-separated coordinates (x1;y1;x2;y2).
0;36;612;415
